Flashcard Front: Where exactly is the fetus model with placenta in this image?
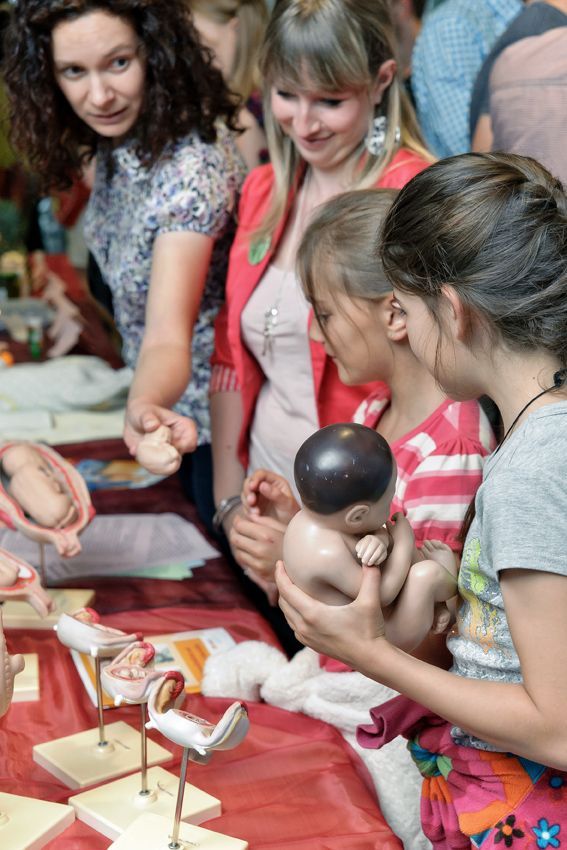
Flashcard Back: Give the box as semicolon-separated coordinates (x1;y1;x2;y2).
0;441;94;556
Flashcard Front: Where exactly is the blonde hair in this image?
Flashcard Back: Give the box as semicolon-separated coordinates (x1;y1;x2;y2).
297;188;397;309
188;0;268;100
256;0;431;241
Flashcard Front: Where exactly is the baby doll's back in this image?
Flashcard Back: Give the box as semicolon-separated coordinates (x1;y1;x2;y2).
283;510;362;606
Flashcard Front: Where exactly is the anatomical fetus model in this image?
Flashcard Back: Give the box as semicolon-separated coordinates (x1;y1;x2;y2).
0;610;24;718
56;607;142;657
146;672;249;764
0;548;53;617
101;641;162;705
3;444;77;527
135;425;181;476
0;441;94;556
283;424;458;652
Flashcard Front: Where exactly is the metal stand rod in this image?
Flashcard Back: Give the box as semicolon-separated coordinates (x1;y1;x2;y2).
38;543;46;586
169;747;189;849
139;702;149;794
94;655;107;747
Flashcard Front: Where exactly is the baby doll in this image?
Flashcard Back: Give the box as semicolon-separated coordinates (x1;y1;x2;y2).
135;424;182;476
283;424;458;652
2;443;78;528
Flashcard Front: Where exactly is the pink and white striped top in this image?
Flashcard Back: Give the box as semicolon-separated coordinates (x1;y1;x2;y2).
353;389;496;553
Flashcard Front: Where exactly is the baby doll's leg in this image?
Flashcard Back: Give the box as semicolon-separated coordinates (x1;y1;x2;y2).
384;546;458;652
420;541;460;635
420;540;457;576
379;514;417;606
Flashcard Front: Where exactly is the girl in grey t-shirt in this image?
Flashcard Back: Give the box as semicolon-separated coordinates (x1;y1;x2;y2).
276;152;567;849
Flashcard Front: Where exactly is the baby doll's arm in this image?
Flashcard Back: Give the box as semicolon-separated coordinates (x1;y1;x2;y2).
328;544;369;602
379;513;417;606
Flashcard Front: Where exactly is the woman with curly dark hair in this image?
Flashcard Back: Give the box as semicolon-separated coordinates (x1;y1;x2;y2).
3;0;246;528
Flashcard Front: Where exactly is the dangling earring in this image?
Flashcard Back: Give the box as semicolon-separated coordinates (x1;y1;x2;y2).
365;114;401;157
365;115;387;157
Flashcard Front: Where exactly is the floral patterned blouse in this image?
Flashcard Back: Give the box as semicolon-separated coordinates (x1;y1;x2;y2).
84;124;246;445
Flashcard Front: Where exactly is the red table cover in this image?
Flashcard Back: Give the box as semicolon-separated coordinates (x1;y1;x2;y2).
0;437;400;848
1;606;401;849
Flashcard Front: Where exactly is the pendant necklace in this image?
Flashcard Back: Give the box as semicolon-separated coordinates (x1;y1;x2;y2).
493;368;567;454
262;174;312;357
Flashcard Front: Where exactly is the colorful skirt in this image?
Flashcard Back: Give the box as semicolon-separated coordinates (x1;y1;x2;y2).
357;695;567;849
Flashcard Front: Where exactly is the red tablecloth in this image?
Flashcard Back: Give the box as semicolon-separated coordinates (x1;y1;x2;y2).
0;441;401;848
1;607;400;850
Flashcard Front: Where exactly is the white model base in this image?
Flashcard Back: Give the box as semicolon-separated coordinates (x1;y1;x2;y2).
69;765;222;840
12;653;39;702
0;792;75;850
109;812;248;850
1;588;95;629
32;721;172;790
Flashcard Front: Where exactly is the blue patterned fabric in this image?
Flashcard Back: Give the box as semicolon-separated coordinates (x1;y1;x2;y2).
412;0;522;157
84;125;246;445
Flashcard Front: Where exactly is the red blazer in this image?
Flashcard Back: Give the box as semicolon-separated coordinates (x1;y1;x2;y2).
212;148;430;470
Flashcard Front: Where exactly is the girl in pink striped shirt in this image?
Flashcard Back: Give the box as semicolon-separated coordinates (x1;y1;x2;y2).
232;189;496;594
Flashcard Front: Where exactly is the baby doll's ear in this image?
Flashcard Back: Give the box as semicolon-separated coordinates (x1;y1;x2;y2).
345;504;370;529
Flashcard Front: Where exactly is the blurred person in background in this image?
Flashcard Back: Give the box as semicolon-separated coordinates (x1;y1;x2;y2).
188;0;269;169
411;0;522;157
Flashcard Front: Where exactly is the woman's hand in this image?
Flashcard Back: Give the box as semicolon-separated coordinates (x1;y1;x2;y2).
243;469;300;523
124;399;198;456
275;560;388;666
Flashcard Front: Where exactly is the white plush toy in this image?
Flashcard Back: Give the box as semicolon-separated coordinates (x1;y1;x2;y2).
202;641;430;850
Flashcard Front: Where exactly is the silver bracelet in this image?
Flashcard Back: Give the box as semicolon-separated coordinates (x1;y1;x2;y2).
212;495;242;535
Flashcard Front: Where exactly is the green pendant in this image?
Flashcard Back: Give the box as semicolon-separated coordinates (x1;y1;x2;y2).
248;235;271;265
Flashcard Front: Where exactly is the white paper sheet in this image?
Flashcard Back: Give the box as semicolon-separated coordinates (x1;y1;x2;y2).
0;512;219;582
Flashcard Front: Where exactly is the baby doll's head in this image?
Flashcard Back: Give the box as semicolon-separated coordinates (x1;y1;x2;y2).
294;423;396;533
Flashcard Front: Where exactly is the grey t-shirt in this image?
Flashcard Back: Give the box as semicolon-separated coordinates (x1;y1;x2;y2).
448;400;567;749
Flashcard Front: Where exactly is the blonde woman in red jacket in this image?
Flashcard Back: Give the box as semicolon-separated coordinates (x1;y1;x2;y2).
210;1;433;628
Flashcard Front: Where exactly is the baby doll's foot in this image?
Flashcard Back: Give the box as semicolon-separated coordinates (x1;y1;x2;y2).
421;540;457;576
431;601;452;634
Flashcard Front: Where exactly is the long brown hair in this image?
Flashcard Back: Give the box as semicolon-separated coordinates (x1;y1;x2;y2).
3;0;240;188
379;152;567;541
380;153;567;367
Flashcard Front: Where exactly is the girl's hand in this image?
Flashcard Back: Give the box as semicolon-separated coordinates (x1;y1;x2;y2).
229;513;287;580
124;400;198;455
275;560;388;666
243;469;300;523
